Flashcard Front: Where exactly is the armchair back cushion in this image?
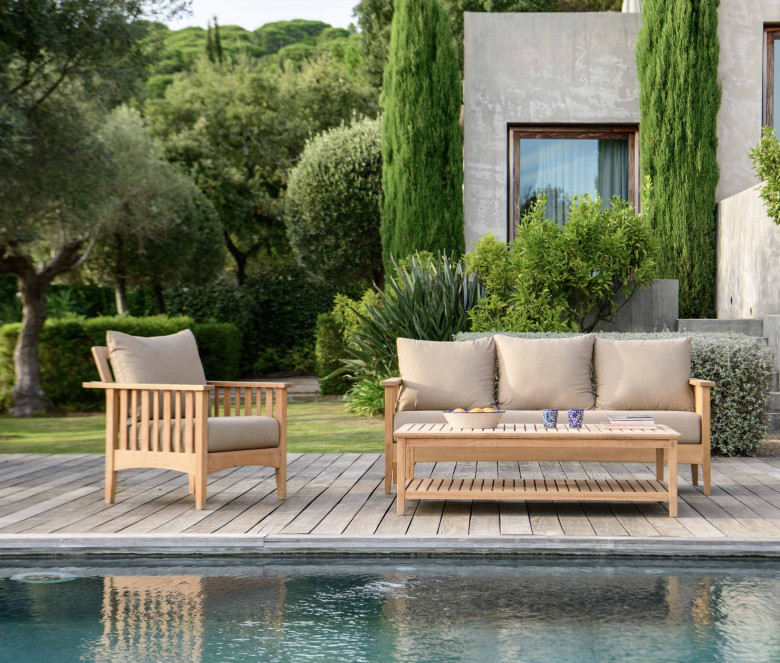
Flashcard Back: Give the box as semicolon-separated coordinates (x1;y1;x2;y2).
495;334;595;410
594;337;694;411
106;329;207;385
397;337;496;411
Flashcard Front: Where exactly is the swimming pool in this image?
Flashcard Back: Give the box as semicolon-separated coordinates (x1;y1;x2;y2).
1;556;779;662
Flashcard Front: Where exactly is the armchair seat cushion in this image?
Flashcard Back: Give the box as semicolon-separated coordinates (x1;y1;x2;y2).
208;416;280;452
393;410;701;444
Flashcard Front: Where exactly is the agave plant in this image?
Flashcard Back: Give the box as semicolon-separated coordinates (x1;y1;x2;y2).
343;252;482;382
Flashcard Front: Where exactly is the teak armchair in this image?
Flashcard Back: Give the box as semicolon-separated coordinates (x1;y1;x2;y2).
84;346;290;509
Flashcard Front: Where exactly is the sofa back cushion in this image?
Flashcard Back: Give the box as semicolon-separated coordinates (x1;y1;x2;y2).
107;329;207;386
594;337;694;411
495;334;595;410
396;337;496;411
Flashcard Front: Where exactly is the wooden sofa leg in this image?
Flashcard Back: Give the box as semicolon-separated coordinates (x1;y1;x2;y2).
691;464;699;486
105;467;117;504
656;449;664;481
703;459;711;496
384;441;393;494
188;474;195;494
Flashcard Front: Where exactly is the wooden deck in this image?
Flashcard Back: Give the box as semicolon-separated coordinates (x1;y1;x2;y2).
1;453;780;556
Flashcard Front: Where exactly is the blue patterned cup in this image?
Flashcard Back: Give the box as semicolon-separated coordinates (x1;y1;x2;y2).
568;408;584;429
542;408;558;429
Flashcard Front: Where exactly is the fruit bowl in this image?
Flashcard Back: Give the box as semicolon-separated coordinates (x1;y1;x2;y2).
443;408;505;429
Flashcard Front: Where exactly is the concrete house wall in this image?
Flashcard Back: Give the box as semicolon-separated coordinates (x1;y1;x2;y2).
463;2;780;245
462;12;640;250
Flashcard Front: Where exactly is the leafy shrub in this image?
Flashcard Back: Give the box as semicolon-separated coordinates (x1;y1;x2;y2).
0;316;240;412
339;253;481;414
465;192;656;333
315;311;350;395
165;263;363;375
345;378;385;417
749;127;780;225
457;331;773;457
285;117;383;286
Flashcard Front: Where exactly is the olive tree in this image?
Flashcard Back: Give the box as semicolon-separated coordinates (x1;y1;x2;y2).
0;0;183;415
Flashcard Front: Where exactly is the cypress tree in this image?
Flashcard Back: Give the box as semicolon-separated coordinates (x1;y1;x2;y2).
381;0;465;269
213;17;224;64
205;21;216;63
636;0;721;318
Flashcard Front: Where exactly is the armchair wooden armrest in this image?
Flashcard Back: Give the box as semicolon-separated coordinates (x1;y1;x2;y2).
689;378;716;388
382;377;403;493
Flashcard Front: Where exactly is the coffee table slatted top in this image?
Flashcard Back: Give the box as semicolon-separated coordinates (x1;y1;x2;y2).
395;423;681;439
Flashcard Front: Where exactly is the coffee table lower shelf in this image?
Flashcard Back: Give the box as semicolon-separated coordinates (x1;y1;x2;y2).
404;477;671;504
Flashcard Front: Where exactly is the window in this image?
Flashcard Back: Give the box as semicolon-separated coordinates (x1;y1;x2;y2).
765;27;780;130
508;126;639;237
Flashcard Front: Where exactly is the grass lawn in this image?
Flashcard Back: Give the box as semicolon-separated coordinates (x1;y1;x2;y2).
0;401;384;454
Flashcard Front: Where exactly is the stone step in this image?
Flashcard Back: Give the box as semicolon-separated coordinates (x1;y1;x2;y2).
676;319;764;336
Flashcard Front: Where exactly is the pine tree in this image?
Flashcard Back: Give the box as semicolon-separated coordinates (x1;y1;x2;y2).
213;17;224;64
205;21;216;63
636;0;721;318
380;0;464;269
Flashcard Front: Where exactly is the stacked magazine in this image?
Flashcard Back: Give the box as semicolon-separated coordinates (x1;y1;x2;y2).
600;415;656;429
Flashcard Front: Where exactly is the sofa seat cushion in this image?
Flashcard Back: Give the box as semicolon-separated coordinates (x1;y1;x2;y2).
208;416;280;452
495;334;595;410
393;410;701;444
594;337;695;411
396;337;496;411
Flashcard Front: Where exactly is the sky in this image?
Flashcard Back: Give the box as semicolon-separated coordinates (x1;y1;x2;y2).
167;0;360;31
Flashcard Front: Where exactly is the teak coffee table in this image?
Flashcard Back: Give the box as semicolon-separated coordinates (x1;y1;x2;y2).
394;423;681;517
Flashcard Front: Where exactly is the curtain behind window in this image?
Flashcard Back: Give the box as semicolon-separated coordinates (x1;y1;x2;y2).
518;138;629;226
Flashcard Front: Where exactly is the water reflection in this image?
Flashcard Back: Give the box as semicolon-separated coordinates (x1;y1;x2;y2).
0;558;779;663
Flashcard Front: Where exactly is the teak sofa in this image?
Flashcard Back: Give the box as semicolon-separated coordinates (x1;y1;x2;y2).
84;330;290;509
382;335;714;496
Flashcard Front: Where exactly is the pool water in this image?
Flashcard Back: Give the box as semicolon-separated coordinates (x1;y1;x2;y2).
1;556;779;662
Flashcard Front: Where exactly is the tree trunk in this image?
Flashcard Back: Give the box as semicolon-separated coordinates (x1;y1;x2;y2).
223;231;248;286
152;282;166;314
115;278;129;315
12;275;53;416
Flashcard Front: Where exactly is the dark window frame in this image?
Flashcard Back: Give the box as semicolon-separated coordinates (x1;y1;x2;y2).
764;26;780;129
507;125;640;240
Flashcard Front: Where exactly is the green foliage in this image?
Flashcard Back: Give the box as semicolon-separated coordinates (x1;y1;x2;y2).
749;127;780;225
147;53;378;283
345;378;386;418
636;0;721;318
285;118;383;286
0;316;240;412
164;262;363;375
90;106;224;308
466;193;657;333
457;331;773;457
340;254;481;411
381;0;464;269
315;293;371;395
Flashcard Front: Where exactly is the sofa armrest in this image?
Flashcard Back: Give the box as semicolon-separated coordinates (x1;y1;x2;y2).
689;378;716;388
380;377;403;387
207;380;293;389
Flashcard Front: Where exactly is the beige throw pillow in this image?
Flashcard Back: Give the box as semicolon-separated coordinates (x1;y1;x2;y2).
396;337;496;411
495;334;595;410
107;329;207;385
594;337;694;411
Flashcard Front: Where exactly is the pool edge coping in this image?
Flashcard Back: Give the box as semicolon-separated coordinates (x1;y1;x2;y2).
2;534;780;557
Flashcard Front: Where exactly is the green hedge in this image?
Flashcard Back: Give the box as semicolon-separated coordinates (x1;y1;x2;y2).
456;331;773;457
0;316;240;412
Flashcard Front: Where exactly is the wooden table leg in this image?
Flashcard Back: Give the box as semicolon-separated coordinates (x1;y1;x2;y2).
656;447;664;482
668;440;678;518
397;436;406;515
